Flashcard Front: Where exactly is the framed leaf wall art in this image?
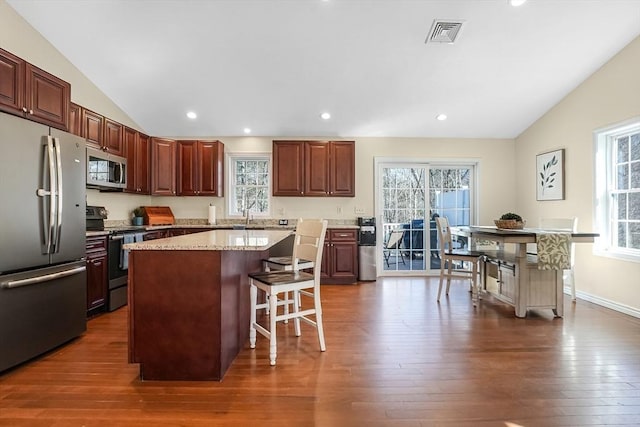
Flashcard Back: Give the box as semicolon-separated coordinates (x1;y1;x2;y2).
536;148;565;201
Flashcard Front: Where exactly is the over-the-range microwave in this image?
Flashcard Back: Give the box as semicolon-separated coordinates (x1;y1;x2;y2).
86;146;127;190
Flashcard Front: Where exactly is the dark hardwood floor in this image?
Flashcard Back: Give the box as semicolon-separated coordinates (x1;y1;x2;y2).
2;277;640;426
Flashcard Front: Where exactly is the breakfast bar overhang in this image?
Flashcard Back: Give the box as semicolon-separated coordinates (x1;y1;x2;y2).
124;229;291;381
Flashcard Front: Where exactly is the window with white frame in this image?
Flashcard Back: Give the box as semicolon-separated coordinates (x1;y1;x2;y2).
594;119;640;260
227;154;270;217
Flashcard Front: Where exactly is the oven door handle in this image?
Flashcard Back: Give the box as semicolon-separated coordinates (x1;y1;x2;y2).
110;235;124;241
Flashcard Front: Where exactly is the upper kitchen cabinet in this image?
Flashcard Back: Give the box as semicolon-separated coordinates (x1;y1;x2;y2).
328;140;355;197
0;48;70;131
103;118;125;157
68;103;82;136
273;140;355;197
177;140;224;196
81;108;104;148
150;137;177;196
272;141;305;196
124;127;150;194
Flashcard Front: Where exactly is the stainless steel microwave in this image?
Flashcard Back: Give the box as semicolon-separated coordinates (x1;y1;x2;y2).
86;147;127;190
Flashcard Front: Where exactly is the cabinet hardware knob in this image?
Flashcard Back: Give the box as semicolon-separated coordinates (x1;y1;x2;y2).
29;109;33;115
22;107;27;113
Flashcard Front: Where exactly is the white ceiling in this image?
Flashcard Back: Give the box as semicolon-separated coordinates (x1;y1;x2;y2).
7;0;640;139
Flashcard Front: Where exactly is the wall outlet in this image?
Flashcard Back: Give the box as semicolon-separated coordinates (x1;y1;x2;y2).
337;206;343;215
354;206;365;214
279;219;288;226
277;207;285;215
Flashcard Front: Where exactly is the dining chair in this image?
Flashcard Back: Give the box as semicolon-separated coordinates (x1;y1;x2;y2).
539;217;578;301
435;217;485;304
383;229;406;267
248;218;328;366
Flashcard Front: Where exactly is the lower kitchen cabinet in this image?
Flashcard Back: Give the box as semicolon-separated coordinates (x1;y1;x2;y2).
321;228;358;284
86;235;108;316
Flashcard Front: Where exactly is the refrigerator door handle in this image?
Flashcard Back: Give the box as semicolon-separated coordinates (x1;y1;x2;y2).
1;266;86;289
37;136;57;255
52;137;63;253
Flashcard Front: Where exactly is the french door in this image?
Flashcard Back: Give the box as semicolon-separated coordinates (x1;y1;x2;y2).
376;160;476;275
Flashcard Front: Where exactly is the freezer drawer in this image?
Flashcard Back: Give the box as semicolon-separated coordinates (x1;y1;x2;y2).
0;261;87;372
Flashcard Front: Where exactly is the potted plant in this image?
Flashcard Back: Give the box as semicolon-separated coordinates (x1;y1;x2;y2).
494;212;525;229
132;207;145;226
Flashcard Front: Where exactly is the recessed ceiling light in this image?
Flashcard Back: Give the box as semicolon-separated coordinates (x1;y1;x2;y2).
436;114;447;121
320;112;331;120
510;0;527;6
243;128;251;134
186;111;197;119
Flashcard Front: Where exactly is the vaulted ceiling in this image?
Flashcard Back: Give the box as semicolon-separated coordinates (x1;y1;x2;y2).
7;0;640;138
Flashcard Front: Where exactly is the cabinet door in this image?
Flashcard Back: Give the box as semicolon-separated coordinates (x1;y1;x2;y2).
151;137;176;196
103;118;124;156
69;103;82;136
329;141;355;196
25;63;70;131
136;133;151;194
320;239;331;282
305;141;330;196
82;108;104;149
330;242;358;282
198;140;224;196
0;48;24;115
86;252;107;311
124;127;138;193
273;141;304;196
177;140;198;196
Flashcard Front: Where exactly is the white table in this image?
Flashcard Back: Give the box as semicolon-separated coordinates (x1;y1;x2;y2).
454;226;598;318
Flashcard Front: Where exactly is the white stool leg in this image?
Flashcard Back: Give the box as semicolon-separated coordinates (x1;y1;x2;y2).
269;291;278;366
249;282;257;349
314;291;326;352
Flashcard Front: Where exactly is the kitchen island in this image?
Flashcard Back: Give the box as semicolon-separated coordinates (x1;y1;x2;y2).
124;229;291;381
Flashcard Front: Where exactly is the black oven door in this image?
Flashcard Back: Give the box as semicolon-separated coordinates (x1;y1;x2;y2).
107;234;128;311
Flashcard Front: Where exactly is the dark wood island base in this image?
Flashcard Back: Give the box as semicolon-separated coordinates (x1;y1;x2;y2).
125;229;292;381
128;249;264;380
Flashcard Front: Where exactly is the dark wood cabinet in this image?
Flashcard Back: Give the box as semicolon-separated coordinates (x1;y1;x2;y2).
125;127;150;194
103;118;124;156
305;141;331;196
273;141;305;196
81;108;104;149
86;235;108;315
151;137;177;196
69;102;82;136
177;140;224;196
0;48;70;131
273;140;354;197
320;229;358;284
329;141;356;196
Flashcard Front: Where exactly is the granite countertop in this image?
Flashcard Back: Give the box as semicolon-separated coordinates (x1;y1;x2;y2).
123;229;292;251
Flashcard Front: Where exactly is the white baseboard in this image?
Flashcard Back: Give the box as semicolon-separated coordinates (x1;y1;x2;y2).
565;286;640;319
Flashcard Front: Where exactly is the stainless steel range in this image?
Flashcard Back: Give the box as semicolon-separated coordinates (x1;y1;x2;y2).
86;206;146;311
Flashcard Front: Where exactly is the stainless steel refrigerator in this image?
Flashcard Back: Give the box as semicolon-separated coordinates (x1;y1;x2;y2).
0;112;87;373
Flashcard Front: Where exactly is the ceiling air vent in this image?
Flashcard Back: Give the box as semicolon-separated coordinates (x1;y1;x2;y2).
426;20;465;44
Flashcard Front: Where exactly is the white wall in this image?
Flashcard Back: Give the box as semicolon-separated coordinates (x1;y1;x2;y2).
0;0;143;131
89;136;516;223
515;35;640;315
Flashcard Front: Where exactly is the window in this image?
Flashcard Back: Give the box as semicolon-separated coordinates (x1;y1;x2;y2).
227;154;270;217
594;118;640;261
